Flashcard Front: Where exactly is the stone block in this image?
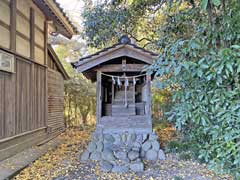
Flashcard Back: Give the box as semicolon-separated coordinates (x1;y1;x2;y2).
136;134;143;143
90;152;101;161
129;162;144;172
102;149;115;161
146;149;158;161
128;151;139;161
133;142;141;148
103;142;113;151
121;134;127;143
149;133;158;141
113;134;121;145
142;141;151;151
132;147;140;152
140;150;145;158
100;161;113;172
80;150;90;161
112;165;129;173
114;151;127;160
142;134;148;142
158;149;166;160
96;142;103;152
87;142;97;152
104;134;115;143
151;140;160;151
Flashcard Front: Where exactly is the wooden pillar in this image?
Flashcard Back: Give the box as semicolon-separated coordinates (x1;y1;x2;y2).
44;21;49;65
10;0;16;52
30;8;35;59
146;74;152;126
122;57;126;71
112;81;114;103
133;79;135;103
96;70;102;123
44;21;49;127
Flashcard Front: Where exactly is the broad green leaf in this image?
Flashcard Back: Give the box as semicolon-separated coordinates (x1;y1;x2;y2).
200;64;209;69
200;0;209;10
231;45;240;49
237;64;240;73
226;63;233;73
174;66;182;75
212;0;221;6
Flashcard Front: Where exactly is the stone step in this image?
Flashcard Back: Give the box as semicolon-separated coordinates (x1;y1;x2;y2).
115;94;134;99
113;99;134;103
112;104;136;116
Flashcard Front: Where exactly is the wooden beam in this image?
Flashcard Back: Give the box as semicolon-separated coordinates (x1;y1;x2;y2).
16;31;30;41
94;64;147;72
0;20;10;30
17;10;30;21
10;0;16;52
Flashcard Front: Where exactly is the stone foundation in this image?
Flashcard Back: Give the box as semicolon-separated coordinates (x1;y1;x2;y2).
80;130;165;172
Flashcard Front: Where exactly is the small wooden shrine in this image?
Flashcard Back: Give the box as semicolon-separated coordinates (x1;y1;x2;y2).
72;36;158;133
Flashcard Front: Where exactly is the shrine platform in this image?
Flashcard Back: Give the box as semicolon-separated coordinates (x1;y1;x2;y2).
97;115;152;133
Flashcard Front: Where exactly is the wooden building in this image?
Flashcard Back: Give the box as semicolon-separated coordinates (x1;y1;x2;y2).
72;36;158;133
0;0;76;161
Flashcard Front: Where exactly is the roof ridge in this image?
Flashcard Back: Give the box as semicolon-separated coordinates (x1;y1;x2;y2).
71;42;158;68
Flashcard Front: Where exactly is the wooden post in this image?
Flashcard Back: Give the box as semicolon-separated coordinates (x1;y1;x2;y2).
30;8;35;59
10;0;16;52
133;80;135;103
44;21;48;128
122;57;126;71
44;21;48;65
112;81;114;103
96;70;102;123
146;74;152;126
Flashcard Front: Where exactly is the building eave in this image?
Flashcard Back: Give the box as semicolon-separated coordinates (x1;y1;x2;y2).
34;0;78;38
71;43;158;73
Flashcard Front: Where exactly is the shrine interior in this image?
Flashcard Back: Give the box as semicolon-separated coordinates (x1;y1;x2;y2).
101;72;148;117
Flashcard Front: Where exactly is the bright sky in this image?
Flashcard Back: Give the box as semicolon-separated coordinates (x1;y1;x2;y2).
56;0;84;27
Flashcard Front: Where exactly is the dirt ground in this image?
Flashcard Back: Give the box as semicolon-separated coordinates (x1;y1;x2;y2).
13;128;233;180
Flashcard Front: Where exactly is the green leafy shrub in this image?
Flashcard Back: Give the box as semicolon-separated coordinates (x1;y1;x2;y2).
165;141;182;153
149;1;240;178
81;0;240;177
165;141;197;154
178;152;192;161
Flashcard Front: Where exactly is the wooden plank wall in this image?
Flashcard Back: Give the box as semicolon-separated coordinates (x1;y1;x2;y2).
0;0;10;49
48;54;59;71
47;69;65;133
0;58;46;140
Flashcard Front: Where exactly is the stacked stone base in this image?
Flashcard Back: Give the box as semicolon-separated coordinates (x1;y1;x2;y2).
80;131;165;173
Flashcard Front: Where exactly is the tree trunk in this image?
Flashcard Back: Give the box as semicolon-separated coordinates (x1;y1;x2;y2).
82;111;89;125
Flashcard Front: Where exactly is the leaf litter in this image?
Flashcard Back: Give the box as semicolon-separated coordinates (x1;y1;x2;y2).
13;127;233;180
